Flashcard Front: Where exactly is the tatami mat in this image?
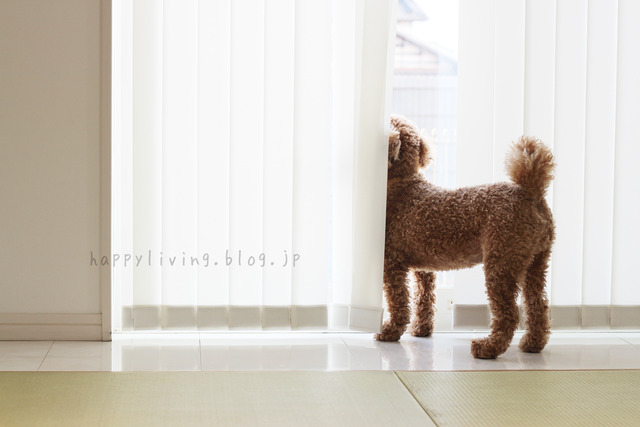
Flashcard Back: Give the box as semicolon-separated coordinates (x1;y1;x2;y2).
3;370;640;426
0;372;433;427
397;370;640;426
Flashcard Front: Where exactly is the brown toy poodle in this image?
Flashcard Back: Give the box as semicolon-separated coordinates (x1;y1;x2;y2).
376;115;555;359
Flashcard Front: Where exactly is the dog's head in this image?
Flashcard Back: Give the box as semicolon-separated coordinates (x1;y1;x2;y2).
388;115;434;178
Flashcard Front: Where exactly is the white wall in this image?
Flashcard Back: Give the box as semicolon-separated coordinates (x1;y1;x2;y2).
0;0;106;339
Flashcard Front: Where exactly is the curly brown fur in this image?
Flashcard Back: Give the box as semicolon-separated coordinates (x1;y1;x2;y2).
409;271;436;337
377;115;555;359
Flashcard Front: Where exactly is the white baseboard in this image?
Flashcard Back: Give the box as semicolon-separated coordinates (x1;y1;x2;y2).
0;313;102;340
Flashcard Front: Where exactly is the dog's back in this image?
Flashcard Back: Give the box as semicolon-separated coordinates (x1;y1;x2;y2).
386;177;554;272
385;134;555;273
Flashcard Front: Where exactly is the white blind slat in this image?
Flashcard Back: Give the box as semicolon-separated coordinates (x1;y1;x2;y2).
229;0;265;307
132;0;163;307
492;0;525;182
197;0;231;307
330;0;357;311
263;0;295;307
611;0;640;305
291;0;332;306
550;0;588;306
350;0;396;310
581;0;618;306
161;0;199;309
524;0;556;209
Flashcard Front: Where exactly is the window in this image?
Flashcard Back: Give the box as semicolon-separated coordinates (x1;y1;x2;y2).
392;0;458;189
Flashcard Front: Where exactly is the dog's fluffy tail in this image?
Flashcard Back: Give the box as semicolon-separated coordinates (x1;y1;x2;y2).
505;136;555;200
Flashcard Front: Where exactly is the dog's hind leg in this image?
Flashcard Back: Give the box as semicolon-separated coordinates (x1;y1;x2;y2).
375;263;410;341
471;256;521;359
519;250;551;353
410;271;436;337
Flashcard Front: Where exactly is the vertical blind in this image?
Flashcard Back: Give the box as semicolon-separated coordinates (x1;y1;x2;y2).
455;0;640;328
112;0;397;331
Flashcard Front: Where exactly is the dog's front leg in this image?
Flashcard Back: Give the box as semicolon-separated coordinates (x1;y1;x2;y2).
375;263;410;342
410;271;436;337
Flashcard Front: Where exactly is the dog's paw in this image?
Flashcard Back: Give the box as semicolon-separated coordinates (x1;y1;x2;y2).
518;333;549;353
471;337;502;359
409;321;433;338
374;323;404;342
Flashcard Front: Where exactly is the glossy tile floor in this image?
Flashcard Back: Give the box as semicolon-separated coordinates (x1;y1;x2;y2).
1;332;639;372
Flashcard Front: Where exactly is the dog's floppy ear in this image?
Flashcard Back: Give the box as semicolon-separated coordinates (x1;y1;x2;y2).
388;130;401;165
418;137;434;169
